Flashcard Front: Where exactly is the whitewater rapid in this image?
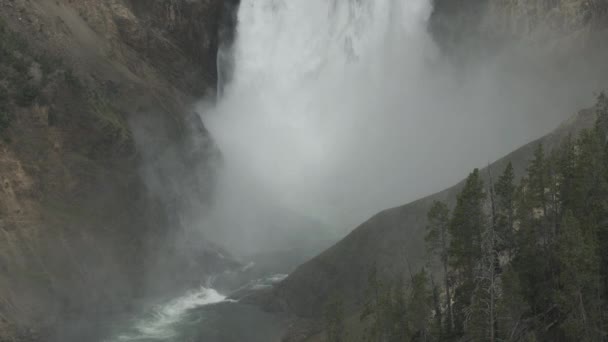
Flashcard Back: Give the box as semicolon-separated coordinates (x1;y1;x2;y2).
103;272;292;342
106;287;227;341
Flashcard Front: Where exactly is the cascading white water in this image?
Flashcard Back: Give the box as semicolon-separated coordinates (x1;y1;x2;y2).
201;0;597;250
204;0;438;238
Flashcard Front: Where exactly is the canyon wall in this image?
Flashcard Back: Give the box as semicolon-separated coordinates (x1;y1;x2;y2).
0;0;238;340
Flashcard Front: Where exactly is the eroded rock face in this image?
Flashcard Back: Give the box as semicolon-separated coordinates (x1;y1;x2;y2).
119;0;224;96
484;0;608;36
0;0;239;340
37;0;233;97
430;0;608;54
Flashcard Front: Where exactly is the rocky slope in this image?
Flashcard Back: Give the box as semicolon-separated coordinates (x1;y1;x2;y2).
0;0;238;340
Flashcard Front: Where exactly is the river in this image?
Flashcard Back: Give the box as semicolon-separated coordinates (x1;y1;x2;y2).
103;274;288;342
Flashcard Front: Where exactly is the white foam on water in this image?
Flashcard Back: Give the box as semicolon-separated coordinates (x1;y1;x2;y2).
107;287;226;341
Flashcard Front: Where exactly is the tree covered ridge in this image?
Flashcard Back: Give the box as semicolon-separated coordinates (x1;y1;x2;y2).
325;93;608;342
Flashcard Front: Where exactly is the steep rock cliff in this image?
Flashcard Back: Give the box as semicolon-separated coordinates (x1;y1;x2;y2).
0;0;237;340
431;0;608;54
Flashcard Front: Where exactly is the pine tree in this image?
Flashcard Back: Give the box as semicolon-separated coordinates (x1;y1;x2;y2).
595;92;608;341
569;124;608;232
429;276;443;340
449;168;486;335
528;144;547;214
546;150;561;239
555;134;577;224
465;170;501;342
513;143;561;334
408;269;433;342
527;143;552;245
570;100;608;338
425;200;454;335
361;264;390;341
556;211;602;341
495;162;516;255
386;280;410;342
496;266;530;341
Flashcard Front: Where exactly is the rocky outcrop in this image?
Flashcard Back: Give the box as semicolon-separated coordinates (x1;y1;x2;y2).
431;0;608;54
117;0;223;96
0;0;238;340
482;0;608;38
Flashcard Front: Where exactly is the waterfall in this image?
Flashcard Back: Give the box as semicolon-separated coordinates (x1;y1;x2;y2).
200;0;438;249
202;0;437;245
200;0;583;252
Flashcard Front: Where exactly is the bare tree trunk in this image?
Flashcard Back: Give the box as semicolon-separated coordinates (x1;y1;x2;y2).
443;260;454;334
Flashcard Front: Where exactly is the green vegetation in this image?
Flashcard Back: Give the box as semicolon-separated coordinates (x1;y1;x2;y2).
334;93;608;341
0;17;83;137
0;16;44;135
0;18;29;68
425;199;453;336
359;266;435;341
87;90;131;144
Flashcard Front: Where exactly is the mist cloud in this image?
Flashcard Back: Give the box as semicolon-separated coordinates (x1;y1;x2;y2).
196;0;608;254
